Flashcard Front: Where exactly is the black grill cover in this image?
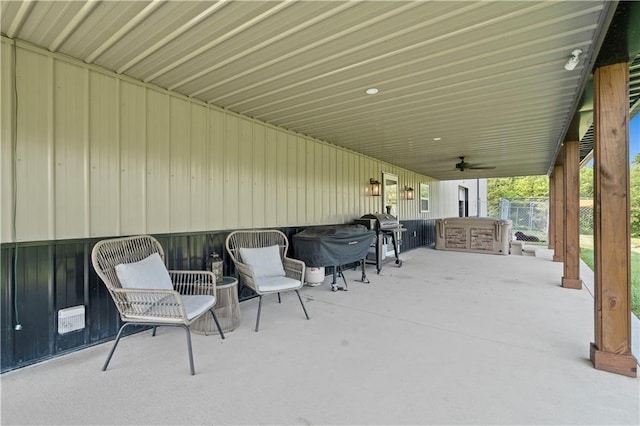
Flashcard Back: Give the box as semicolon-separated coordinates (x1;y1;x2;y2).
292;225;375;267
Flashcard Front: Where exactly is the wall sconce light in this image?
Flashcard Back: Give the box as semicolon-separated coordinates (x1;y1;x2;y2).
369;178;381;196
404;186;414;200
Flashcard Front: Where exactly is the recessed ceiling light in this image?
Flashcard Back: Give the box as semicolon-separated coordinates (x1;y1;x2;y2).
433;137;442;141
365;88;379;95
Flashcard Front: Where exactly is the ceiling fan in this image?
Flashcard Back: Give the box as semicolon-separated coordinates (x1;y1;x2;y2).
455;156;496;172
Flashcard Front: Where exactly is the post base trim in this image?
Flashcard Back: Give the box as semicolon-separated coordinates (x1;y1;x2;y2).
561;277;582;289
590;342;637;378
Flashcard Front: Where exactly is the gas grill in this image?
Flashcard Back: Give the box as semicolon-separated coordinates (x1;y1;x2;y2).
354;213;406;273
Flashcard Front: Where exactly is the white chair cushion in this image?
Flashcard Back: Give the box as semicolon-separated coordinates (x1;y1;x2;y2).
239;245;286;278
256;276;302;293
115;252;173;290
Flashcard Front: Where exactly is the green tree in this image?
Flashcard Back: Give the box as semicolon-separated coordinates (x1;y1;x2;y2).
579;158;638;236
579;165;594;235
580;165;593;198
487;175;548;217
631;154;640;237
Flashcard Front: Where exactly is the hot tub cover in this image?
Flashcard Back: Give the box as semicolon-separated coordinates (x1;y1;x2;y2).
292;225;375;267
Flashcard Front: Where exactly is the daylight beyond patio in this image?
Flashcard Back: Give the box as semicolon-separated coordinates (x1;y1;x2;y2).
1;247;638;425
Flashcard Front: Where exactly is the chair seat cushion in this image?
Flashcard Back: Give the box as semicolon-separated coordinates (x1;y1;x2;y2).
239;245;286;278
115;252;173;290
183;295;216;321
256;276;302;293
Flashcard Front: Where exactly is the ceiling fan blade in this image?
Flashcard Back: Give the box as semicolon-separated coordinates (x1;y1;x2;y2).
468;165;496;170
455;156;495;171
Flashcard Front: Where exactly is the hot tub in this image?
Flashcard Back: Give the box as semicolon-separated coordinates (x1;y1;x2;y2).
435;217;512;255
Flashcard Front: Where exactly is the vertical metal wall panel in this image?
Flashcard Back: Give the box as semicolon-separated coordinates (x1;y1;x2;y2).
366;157;375;214
1;248;13;368
189;103;208;231
296;136;306;226
54;242;87;353
207;111;224;231
54;61;88;239
15;49;53;241
252;124;266;229
336;150;345;224
432;180;461;218
276;132;288;226
264;127;278;226
12;246;51;366
119;81;146;235
1;41;15;241
223;114;239;229
87;251;119;341
328;146;337;223
362;156;373;214
315;143;325;220
352;153;360;214
145;90;171;233
286;134;297;225
89;71;120;237
169;97;190;232
54;243;84;311
348;151;357;218
320;145;330;221
304;137;315;225
238;118;253;228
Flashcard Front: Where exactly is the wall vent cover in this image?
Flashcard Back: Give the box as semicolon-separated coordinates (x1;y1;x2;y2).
58;305;85;334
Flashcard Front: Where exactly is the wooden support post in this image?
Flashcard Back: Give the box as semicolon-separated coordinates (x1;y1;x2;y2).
548;174;555;250
553;163;564;262
591;62;637;377
562;137;582;289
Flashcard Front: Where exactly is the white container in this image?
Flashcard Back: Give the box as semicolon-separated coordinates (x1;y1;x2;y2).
510;240;524;255
305;266;325;286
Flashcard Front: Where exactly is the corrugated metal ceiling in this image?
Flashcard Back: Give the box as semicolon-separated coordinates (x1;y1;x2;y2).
1;0;618;180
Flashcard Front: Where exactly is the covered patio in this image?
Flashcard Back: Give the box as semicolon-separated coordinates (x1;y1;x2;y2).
1;0;638;387
2;248;638;425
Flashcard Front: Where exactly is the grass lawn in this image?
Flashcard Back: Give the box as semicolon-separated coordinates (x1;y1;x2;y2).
579;238;640;317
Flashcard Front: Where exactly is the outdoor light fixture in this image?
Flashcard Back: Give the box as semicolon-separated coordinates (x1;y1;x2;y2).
369;178;381;196
564;49;583;71
404;186;415;200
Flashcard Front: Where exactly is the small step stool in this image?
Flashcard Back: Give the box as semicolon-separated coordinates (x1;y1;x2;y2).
510;240;524;255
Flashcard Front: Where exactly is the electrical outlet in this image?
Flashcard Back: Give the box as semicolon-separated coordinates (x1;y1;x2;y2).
413;231;417;237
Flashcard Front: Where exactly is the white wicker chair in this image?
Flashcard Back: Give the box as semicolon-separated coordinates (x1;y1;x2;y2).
91;235;224;375
225;230;309;331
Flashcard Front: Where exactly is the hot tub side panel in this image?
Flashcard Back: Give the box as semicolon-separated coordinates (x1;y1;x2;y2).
435;218;512;255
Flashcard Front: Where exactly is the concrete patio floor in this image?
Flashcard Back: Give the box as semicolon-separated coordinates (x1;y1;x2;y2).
1;246;638;425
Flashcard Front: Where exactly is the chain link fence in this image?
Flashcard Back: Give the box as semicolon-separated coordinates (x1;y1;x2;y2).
495;197;594;241
498;198;549;242
580;198;594;235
